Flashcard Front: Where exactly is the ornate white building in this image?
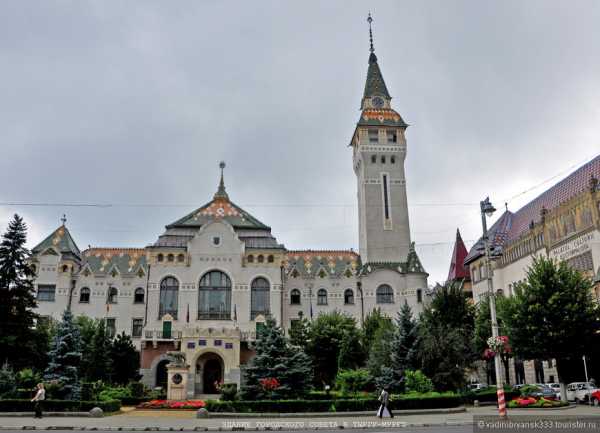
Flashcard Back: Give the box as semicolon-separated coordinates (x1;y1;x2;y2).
28;25;429;396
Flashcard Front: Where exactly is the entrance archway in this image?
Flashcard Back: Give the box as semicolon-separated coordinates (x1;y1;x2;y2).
156;359;169;390
195;352;224;395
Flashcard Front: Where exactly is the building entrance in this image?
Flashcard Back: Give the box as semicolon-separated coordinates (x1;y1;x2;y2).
195;352;224;395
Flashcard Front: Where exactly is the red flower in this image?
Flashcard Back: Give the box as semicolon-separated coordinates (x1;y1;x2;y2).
259;377;280;391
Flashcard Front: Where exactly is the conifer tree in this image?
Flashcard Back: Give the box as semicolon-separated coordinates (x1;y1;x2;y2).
87;320;111;382
241;317;312;399
0;214;40;370
110;332;140;385
44;310;82;399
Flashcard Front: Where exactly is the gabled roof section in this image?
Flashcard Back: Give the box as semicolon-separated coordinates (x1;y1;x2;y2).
285;250;360;279
357;108;407;128
464;210;513;266
32;224;81;259
81;248;147;276
403;242;427;274
447;229;470;282
166;198;270;230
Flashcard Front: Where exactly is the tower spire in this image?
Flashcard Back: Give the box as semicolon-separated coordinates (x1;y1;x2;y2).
214;161;229;200
367;12;374;54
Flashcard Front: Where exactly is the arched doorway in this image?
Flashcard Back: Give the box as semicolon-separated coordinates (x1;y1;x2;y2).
156;359;169;390
195;352;224;395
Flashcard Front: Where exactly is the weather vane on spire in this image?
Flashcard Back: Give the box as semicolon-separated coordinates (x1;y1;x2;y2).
367;12;374;53
214;161;229;200
60;214;67;226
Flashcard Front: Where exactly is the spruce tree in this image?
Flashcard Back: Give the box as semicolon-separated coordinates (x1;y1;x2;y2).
377;302;418;391
241;317;312;399
0;214;39;370
110;332;140;385
44;310;82;399
87;320;111;382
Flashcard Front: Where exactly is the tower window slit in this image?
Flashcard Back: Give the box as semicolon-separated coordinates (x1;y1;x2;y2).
382;174;389;220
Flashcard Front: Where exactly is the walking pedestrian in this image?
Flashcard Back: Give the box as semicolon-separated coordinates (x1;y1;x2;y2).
31;383;45;419
376;387;393;418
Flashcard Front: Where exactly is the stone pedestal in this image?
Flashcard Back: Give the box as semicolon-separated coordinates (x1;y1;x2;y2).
167;364;190;401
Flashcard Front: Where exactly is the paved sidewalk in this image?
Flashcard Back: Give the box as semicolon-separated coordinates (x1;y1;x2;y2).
1;406;599;431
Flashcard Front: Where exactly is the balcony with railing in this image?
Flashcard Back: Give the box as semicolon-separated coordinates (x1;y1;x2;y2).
143;329;182;341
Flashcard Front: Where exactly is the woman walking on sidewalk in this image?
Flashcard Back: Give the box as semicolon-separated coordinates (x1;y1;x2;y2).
31;383;45;419
376;387;393;418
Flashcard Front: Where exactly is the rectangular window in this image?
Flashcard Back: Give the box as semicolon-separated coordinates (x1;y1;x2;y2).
131;318;143;338
417;289;423;303
37;285;56;302
382;174;390;220
368;129;379;143
106;318;116;339
387;130;397;143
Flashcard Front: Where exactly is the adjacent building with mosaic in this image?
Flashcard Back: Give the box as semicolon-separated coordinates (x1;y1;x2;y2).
28;27;429;396
464;155;600;385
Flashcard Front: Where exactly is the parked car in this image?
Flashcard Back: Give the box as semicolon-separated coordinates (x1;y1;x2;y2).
546;383;561;399
468;383;489;392
566;382;598;402
523;384;557;400
590;390;600;406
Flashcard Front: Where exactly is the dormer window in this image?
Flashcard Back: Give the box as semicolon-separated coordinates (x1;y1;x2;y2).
368;129;379;144
387;130;397;143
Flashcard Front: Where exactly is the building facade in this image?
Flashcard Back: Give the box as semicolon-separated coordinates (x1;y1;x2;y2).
464;155;600;384
28;30;429;396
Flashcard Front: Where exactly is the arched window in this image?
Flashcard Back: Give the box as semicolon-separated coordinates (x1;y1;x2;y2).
198;271;231;320
257;255;264;263
344;289;354;305
79;287;90;303
376;284;394;304
62;265;69;273
317;289;327;305
167;254;174;262
159;277;179;319
267;255;274;263
496;289;504;297
134;287;145;304
157;254;164;262
247;255;254;263
177;254;185;263
250;277;270;319
107;287;118;304
290;289;301;305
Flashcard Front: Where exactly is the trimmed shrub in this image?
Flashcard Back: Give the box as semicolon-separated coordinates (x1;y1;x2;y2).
128;382;145;398
0;399;121;412
404;370;434;394
220;383;238;401
98;386;131;402
335;369;375;393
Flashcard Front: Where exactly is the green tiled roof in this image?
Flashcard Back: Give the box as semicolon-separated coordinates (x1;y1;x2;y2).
403;242;427;274
285;251;360;279
363;52;390;99
359;243;427;276
80;248;147;276
32;225;81;258
166;199;270;231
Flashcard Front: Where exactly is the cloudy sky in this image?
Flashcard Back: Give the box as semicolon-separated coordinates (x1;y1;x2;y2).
1;0;599;284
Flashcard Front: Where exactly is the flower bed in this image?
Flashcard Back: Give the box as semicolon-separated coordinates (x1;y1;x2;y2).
137;399;206;410
508;397;569;409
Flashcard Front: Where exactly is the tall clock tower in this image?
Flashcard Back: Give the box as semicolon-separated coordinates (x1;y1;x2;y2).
351;15;412;264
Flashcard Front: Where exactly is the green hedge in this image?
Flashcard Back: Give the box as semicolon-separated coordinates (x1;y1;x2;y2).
205;395;462;413
0;399;121;413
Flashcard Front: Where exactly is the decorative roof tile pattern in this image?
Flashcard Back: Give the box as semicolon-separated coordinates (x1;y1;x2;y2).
447;229;470;282
81;248;147;276
464;154;600;266
285;250;360;279
166;199;270;230
357;108;407;128
363;52;391;100
32;225;81;258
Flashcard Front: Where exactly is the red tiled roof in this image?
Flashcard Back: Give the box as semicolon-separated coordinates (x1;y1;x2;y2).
465;154;600;265
508;155;600;239
447;229;470;281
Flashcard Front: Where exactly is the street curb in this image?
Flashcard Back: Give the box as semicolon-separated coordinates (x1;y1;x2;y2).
0;421;476;431
0;413;91;417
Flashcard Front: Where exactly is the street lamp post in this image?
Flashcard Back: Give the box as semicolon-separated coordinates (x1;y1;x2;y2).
480;197;507;417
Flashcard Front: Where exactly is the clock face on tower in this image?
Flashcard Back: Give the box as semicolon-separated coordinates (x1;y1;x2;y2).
372;96;384;108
